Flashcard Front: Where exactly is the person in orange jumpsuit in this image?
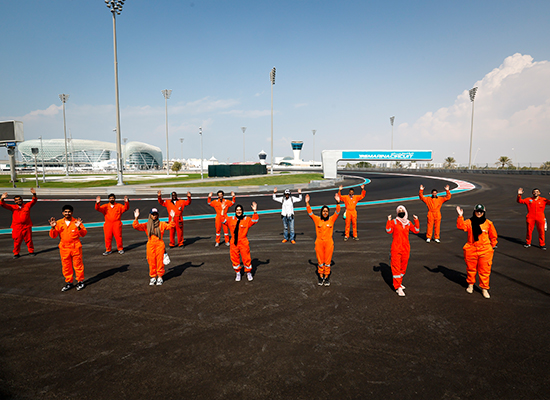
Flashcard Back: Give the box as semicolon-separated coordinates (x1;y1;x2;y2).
1;188;37;258
306;193;341;286
49;204;87;292
132;207;175;286
220;202;259;282
338;184;366;241
95;193;129;255
158;190;191;248
456;204;498;299
517;187;550;250
385;205;419;297
208;190;235;247
419;184;451;243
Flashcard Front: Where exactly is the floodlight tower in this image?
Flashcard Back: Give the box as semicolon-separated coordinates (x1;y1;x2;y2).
390;116;395;150
105;0;126;185
270;67;276;174
312;130;316;162
162;89;172;175
199;127;203;180
242;127;247;162
468;87;478;169
59;94;70;177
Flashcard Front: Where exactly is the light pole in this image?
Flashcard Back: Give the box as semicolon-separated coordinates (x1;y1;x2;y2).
468;87;478;169
31;148;40;188
59;94;70;177
242;127;247;162
180;138;184;160
312;130;316;162
39;136;46;183
199;127;203;180
270;67;276;174
105;0;125;185
390;116;395;150
162;89;172;175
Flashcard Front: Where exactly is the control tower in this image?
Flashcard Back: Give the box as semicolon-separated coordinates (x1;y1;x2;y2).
291;141;303;162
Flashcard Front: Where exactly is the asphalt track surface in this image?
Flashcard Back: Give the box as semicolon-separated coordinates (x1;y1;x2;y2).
1;171;549;400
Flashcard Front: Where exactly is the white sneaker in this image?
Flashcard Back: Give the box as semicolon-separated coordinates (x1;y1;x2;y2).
396;287;405;297
149;277;156;286
156;277;163;286
400;285;406;289
434;239;440;243
225;241;230;247
482;289;490;299
426;238;431;243
235;272;241;282
466;284;474;294
247;272;253;281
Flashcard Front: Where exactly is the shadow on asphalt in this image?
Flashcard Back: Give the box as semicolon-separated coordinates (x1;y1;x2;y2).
123;240;147;251
424;265;467;288
183;236;211;246
33;246;59;255
164;262;205;281
251;258;270;276
373;262;393;290
86;264;129;286
498;234;526;245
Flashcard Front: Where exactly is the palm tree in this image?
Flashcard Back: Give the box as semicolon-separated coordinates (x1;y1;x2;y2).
540;161;550;170
495;156;513;169
443;157;456;169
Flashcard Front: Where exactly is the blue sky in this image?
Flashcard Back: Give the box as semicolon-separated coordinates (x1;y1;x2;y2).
2;0;550;165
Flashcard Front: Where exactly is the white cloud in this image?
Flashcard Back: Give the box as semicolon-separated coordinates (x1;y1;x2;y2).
398;53;550;165
23;104;60;119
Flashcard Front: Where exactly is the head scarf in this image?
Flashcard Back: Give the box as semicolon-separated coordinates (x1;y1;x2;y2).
147;214;161;239
469;209;486;242
233;204;245;245
395;205;409;228
319;205;330;221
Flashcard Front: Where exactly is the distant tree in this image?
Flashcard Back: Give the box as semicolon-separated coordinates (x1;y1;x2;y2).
356;161;374;168
425;163;434;169
443;157;456;169
395;161;403;169
495;156;513;169
171;161;182;172
540;161;550;170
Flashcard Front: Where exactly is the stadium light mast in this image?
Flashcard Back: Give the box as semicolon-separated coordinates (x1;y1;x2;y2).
162;89;172;175
38;136;46;183
312;130;316;162
199;127;203;180
105;0;125;185
468;87;478;169
390;116;395;150
180;138;184;160
270;67;276;174
59;94;70;177
242;127;247;162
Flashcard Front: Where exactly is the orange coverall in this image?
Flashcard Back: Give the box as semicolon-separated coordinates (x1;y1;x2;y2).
419;188;451;240
338;189;366;238
158;195;191;246
385;218;420;290
208;196;235;244
222;213;259;273
307;203;341;276
133;219;175;278
457;216;497;290
1;196;37;255
95;200;129;252
517;195;549;246
49;218;87;283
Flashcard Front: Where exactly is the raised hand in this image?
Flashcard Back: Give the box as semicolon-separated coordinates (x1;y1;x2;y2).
456;206;463;216
360;184;365;190
187;191;191;198
305;194;310;203
30;187;36;195
49;217;56;227
75;217;82;228
444;185;450;191
420;184;424;191
1;192;7;200
388;215;392;221
157;190;162;197
134;208;140;219
124;196;129;202
96;196;101;203
413;215;418;220
335;193;340;203
298;188;302;194
231;191;235;197
339;185;343;191
251;202;257;212
273;187;277;194
518;188;523;195
208;192;213;198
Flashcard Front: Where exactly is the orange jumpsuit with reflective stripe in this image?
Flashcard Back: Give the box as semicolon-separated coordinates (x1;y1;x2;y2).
385;218;420;290
133;219;175;278
419;189;451;240
338;189;366;239
307;203;340;276
222;213;259;273
49;218;87;283
158;195;191;246
1;196;37;255
517;195;549;247
95;200;129;252
208;196;235;244
457;216;497;290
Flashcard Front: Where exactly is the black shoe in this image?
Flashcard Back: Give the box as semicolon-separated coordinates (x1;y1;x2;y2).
318;276;324;286
76;281;85;291
13;254;20;259
61;283;74;292
324;275;331;286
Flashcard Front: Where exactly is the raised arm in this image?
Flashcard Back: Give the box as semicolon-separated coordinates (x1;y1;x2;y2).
443;185;451;201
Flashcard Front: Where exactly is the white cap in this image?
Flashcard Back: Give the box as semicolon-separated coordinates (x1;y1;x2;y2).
150;208;159;214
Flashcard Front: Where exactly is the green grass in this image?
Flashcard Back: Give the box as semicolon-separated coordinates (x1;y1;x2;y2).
0;173;324;189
